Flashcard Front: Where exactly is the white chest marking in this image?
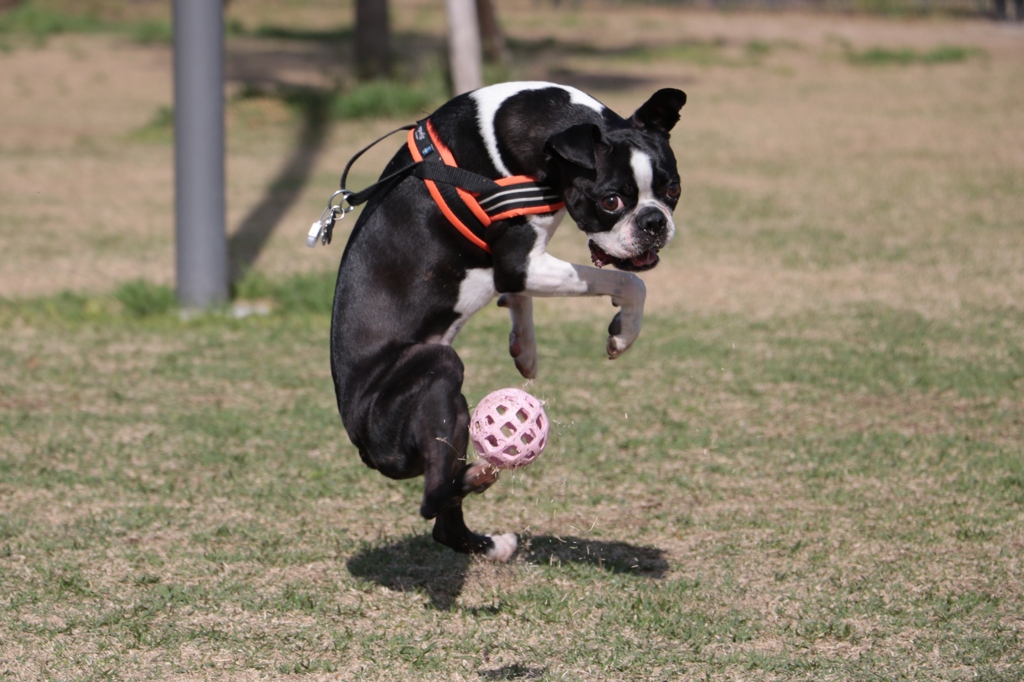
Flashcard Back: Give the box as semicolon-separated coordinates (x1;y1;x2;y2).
455;267;496;317
471;82;605;177
435;267;496;345
524;213;589;295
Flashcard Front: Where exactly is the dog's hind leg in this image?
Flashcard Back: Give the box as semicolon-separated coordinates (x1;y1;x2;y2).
421;411;517;561
417;389;498;519
409;346;518;560
497;293;538;379
433;506;518;561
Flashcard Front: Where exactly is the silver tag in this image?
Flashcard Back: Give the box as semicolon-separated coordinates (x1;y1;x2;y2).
306;220;324;248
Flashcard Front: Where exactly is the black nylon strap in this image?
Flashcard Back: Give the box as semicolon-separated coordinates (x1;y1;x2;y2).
339;123;416;192
434;177;489;241
345;159;506;208
345;161;421;207
341;120;500;208
337;118;562;224
412;163;500;195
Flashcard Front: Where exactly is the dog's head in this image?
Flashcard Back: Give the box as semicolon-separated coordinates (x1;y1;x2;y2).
544;88;686;272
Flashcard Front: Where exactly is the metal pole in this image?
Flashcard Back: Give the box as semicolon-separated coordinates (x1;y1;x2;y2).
173;0;228;308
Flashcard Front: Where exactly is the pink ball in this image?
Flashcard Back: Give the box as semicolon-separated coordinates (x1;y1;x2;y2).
470;388;548;469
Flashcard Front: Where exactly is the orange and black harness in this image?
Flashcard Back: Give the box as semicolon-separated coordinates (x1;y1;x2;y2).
313;119;565;253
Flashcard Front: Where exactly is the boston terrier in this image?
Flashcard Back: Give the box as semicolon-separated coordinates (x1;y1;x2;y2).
328;82;686;561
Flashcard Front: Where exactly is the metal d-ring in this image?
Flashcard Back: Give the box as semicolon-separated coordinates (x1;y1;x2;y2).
327;189;355;216
310;190;355;248
316;190;352;228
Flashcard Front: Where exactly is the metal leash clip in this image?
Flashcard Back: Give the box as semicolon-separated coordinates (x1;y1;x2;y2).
306;189;354;248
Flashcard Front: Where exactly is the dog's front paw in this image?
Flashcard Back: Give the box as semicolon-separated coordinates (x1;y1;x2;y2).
509;330;538;379
607;334;634;359
605;274;645;359
606;311;639;359
483;533;518;562
499;293;538;379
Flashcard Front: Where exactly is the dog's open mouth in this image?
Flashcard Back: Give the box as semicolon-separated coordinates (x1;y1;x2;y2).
589;242;660;272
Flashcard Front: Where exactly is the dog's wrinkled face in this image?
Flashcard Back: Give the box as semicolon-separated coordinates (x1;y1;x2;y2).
573;129;680;272
544;88;686;272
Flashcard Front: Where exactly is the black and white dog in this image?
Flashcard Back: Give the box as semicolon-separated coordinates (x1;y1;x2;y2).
329;82;686;561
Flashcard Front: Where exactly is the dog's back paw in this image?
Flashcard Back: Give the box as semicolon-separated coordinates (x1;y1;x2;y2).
464;460;500;494
483;533;518;562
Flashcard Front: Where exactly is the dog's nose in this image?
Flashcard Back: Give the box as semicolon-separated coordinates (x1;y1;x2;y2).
637;208;667;235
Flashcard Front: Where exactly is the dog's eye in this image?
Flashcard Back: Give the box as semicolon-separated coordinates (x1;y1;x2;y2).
600;194;624;212
666;181;681;199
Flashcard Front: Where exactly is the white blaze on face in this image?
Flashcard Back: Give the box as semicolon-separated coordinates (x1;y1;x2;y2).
631;149;656;205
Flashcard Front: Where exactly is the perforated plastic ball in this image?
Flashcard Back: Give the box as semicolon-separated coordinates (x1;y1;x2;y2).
470;388;548;469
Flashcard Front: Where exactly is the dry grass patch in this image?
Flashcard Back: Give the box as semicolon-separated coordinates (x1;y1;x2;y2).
2;2;1023;680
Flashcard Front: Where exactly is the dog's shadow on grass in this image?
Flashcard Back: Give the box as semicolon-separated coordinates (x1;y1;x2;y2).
345;533;668;611
520;534;669;578
346;533;472;610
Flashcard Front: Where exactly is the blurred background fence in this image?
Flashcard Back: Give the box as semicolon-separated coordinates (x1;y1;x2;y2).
0;0;1012;23
544;0;995;17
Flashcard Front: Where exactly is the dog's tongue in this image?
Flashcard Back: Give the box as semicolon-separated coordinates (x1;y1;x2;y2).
630;250;658;267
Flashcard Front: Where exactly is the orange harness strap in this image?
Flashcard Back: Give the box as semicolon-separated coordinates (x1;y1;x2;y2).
407;120;565;254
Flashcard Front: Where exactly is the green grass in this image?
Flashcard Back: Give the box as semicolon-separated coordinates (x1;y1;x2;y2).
329;80;441;121
114;279;177;318
127;105;174;143
0;0;172;46
847;45;985;66
1;2;1022;678
0;2;109;41
233;268;336;314
1;275;1022;679
613;39;744;67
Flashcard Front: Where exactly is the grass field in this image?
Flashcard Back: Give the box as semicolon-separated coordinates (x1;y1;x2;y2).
1;1;1023;680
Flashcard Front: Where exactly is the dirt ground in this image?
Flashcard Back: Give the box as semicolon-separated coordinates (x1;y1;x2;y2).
1;1;1022;319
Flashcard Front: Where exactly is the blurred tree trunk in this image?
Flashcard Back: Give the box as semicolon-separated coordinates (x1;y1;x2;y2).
355;0;391;80
446;0;482;95
476;0;507;65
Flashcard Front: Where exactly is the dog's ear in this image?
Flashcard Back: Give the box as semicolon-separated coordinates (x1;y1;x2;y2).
545;123;605;171
631;88;687;136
